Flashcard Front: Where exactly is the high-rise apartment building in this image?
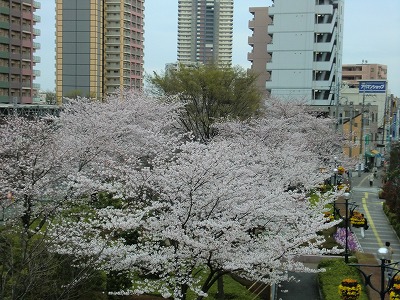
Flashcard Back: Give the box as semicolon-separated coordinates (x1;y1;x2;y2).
56;0;144;102
248;0;344;106
177;0;233;65
0;0;41;104
248;7;271;96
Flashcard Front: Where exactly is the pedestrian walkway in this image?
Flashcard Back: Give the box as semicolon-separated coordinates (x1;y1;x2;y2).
351;171;400;262
275;169;400;300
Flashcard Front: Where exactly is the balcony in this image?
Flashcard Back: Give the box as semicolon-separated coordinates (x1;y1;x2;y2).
0;51;9;59
0;21;10;30
21;68;32;75
248;36;254;45
248;19;255;29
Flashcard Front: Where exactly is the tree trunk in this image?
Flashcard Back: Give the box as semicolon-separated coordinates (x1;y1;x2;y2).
216;276;225;300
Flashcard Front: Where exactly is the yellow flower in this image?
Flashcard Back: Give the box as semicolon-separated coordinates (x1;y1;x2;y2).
338;278;361;300
350;211;365;227
338;166;345;175
338;184;350;192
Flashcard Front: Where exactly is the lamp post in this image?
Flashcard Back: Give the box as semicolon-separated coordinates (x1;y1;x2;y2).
334;192;357;263
332;167;338;217
344;192;350;263
359;60;367;176
349;247;400;300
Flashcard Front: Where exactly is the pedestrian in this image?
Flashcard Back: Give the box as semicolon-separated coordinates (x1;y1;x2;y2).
369;173;374;187
385;241;394;278
373;166;378;178
385;241;394;263
361;214;368;238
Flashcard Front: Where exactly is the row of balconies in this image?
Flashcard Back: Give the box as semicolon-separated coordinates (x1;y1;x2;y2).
0;80;38;89
0;51;39;62
0;66;35;75
0;95;40;104
21;0;41;9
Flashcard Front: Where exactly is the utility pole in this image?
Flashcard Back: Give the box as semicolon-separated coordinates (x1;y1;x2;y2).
382;90;388;145
360;90;365;158
358;60;367;176
358;91;365;177
349;102;353;158
388;94;394;153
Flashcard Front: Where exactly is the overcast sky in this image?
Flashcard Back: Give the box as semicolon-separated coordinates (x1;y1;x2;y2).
36;0;400;96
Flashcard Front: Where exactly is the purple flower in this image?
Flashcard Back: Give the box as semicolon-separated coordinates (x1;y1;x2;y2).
333;227;361;252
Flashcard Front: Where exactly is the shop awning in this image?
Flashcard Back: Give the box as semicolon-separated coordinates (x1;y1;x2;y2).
371;150;380;155
365;149;381;157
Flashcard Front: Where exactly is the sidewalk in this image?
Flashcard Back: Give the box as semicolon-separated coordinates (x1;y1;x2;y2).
275;170;400;300
350;170;400;261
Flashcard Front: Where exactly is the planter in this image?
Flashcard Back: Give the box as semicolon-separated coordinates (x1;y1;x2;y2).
338;278;361;300
390;279;400;300
350;211;365;228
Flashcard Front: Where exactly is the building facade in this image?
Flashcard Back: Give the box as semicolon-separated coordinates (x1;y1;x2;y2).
248;7;270;97
248;0;344;106
56;0;144;103
342;63;387;88
341;63;389;151
177;0;233;65
0;0;41;104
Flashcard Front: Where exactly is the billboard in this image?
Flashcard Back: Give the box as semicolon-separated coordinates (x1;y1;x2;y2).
358;81;386;93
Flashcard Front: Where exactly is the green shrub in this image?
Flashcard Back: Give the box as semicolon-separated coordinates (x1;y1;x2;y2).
318;259;368;300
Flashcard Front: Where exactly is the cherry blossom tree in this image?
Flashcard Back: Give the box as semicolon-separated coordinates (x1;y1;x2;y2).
0;90;181;299
48;97;345;299
0;116;84;299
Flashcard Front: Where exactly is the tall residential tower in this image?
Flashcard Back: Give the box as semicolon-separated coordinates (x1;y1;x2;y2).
0;0;41;104
177;0;233;65
56;0;144;102
248;0;344;105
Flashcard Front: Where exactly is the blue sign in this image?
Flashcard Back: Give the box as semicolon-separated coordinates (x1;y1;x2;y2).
359;81;386;93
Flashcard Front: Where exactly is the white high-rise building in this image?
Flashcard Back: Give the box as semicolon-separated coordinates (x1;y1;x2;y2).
265;0;344;105
177;0;233;65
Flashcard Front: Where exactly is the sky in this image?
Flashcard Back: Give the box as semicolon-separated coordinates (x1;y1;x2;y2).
35;0;400;96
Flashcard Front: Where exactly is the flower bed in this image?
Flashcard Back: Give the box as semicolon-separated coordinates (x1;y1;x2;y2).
333;227;361;252
324;211;334;223
350;211;365;228
337;166;345;175
390;276;400;300
338;278;361;300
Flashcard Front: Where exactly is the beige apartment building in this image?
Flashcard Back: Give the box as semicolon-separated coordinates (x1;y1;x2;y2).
248;7;270;97
342;63;387;88
55;0;144;103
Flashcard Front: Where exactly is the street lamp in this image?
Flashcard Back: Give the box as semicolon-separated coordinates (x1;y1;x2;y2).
332;167;338;218
334;192;358;263
332;168;338;186
349;247;400;300
344;192;350;263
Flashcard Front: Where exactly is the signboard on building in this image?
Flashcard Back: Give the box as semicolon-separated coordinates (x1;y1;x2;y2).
359;81;386;93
